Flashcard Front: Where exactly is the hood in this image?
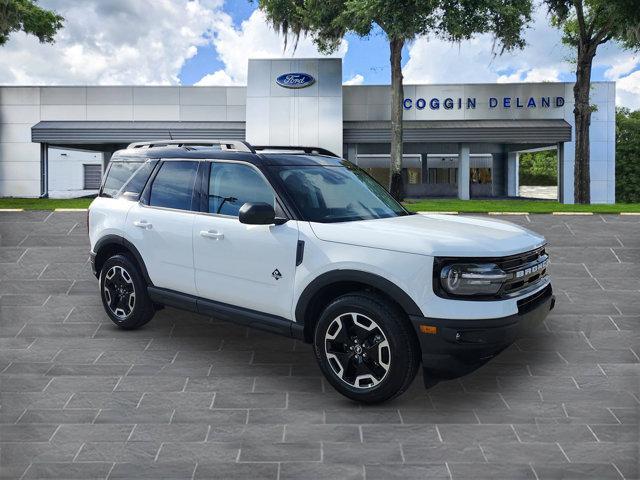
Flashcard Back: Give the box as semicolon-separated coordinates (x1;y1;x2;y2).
309;213;545;257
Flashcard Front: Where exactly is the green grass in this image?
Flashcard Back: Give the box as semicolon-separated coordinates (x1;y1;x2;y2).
1;197;639;213
0;197;94;210
403;199;640;214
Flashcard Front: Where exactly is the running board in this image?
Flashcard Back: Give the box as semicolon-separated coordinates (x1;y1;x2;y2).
147;286;305;340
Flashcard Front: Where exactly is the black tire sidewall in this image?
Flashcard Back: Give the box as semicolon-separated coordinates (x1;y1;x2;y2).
99;254;152;329
314;293;419;403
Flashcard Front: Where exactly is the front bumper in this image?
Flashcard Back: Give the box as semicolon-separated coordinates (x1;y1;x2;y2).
410;284;555;381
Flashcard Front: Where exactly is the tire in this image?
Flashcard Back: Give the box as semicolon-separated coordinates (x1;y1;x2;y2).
99;254;155;330
313;292;421;404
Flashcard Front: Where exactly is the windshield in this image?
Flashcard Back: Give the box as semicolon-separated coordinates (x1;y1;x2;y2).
274;163;409;223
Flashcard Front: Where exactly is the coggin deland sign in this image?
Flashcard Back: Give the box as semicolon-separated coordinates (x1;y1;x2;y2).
403;95;565;110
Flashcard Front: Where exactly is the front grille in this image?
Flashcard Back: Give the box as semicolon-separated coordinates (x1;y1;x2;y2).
497;246;549;296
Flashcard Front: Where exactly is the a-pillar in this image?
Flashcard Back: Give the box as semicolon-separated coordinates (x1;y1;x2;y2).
457;143;470;200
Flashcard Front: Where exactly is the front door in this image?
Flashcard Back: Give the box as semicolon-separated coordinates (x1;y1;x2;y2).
127;160;199;296
193;161;299;319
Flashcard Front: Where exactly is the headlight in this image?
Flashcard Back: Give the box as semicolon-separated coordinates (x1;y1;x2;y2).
439;263;508;296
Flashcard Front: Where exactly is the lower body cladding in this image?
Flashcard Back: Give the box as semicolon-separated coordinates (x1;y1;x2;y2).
410;284;555;383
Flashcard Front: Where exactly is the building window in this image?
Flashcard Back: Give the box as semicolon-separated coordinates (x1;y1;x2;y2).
83;164;102;190
471;168;492;184
428;168;457;185
407;168;421;185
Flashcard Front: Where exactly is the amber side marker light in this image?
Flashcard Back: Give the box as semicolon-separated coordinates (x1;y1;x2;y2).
419;325;438;334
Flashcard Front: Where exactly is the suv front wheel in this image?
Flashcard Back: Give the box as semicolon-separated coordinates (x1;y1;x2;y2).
314;292;420;404
99;254;155;329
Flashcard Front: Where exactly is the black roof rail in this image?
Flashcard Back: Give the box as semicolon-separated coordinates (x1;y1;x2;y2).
253;145;339;157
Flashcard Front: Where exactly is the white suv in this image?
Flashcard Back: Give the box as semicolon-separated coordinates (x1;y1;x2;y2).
89;140;554;403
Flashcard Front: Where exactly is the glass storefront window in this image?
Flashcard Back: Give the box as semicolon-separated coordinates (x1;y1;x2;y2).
471;168;492;184
428;168;458;185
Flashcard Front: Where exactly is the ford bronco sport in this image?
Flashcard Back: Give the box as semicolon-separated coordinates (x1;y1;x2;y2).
89;140;554;404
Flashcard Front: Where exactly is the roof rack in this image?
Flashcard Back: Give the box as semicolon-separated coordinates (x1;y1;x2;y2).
127;139;255;153
253;145;339;157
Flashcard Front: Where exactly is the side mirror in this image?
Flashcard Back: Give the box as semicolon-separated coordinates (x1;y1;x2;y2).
239;202;281;225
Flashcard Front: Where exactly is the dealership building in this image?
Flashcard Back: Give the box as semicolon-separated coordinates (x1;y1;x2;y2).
0;58;616;203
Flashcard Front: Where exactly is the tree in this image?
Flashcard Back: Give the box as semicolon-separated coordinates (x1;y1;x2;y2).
615;107;640;203
258;0;533;200
0;0;64;46
544;0;640;204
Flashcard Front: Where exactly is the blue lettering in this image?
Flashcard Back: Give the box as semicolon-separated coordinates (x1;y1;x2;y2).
403;98;412;110
541;97;550;108
527;97;536;108
429;98;440;110
416;98;426;110
467;98;476;109
503;97;511;108
443;98;454;110
556;96;565;107
489;97;498;108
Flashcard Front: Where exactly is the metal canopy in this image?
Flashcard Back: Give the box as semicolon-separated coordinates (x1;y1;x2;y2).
32;121;246;144
32;119;571;146
343;119;572;144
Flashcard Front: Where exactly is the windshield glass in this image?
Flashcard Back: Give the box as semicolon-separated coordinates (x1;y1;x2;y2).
274;163;409;223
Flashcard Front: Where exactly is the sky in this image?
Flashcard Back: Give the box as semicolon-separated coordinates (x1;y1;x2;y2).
0;0;638;108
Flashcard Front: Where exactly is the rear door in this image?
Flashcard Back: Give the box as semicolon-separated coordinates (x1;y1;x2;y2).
127;160;200;296
193;161;299;319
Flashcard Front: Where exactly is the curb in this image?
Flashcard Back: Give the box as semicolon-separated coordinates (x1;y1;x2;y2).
0;208;24;212
488;212;529;215
620;212;640;216
54;208;88;212
551;212;593;215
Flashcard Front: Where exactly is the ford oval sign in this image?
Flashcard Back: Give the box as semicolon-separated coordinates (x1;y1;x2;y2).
276;73;315;89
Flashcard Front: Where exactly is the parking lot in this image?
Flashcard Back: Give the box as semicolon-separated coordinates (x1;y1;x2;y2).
0;210;638;479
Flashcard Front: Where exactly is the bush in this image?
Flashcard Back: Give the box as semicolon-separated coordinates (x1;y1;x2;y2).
616;108;640;203
519;150;558;186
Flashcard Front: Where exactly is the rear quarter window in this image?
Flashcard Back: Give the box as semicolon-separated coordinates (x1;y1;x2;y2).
101;159;156;199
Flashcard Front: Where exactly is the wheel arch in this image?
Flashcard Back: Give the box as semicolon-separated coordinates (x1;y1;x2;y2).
295;270;423;343
93;235;153;285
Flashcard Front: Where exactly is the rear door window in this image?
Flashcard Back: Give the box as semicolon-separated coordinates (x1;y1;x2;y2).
149;161;199;211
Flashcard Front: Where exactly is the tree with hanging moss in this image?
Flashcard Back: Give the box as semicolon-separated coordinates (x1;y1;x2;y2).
544;0;640;204
257;0;533;201
0;0;64;46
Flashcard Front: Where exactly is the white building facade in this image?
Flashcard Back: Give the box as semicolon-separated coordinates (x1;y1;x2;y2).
0;58;616;203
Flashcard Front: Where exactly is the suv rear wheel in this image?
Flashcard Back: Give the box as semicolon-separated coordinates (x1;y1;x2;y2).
314;292;420;404
99;254;155;329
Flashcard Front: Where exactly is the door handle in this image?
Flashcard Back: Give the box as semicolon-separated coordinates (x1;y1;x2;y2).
133;220;152;229
200;230;224;240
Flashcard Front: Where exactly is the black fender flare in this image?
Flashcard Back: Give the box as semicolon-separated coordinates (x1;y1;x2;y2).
294;269;423;326
93;234;153;285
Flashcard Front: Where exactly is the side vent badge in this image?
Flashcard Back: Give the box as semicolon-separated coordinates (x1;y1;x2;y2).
271;269;282;281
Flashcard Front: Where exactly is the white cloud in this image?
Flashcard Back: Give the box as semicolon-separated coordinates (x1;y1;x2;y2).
0;0;224;85
195;70;237;86
402;6;639;108
196;9;348;86
616;70;640;110
403;8;571;85
497;67;561;83
343;74;364;85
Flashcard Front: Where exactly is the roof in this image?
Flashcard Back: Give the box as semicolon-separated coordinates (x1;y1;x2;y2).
344;119;572;144
33;119;571;147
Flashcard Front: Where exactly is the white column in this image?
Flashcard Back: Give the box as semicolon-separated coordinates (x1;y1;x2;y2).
507;151;519;197
457;143;470;200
